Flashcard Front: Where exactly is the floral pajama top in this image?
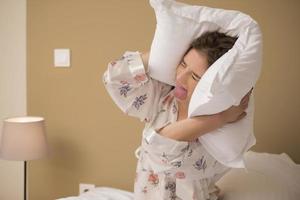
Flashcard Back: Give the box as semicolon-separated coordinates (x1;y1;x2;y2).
103;51;230;200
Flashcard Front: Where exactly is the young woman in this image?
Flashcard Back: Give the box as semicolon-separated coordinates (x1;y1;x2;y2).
103;31;251;200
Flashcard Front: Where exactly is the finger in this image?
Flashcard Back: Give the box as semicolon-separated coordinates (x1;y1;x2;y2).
240;98;249;109
244;102;249;110
237;112;247;121
248;87;253;95
241;92;251;105
241;88;253;104
247;87;253;96
242;103;249;111
242;98;250;107
250;87;253;94
241;96;250;106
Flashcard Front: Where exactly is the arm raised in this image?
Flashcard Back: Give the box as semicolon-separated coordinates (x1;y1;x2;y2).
157;90;251;141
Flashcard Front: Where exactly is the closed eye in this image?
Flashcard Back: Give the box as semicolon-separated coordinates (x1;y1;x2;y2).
179;59;201;81
192;73;201;81
180;60;187;68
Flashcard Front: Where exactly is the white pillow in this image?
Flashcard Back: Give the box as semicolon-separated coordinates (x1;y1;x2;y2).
217;151;300;200
148;0;262;168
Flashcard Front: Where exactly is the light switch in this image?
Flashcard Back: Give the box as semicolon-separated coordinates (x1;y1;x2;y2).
54;49;70;67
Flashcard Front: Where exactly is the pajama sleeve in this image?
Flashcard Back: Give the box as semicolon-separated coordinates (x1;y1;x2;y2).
103;51;169;122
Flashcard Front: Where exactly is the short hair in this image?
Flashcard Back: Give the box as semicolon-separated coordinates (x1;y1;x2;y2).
187;31;238;67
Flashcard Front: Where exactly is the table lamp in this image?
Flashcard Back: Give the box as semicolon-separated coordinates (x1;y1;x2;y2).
0;116;49;200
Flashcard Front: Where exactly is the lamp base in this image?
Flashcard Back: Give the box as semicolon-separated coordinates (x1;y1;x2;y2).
24;161;27;200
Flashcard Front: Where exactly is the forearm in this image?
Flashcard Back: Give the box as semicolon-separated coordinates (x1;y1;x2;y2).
157;114;225;142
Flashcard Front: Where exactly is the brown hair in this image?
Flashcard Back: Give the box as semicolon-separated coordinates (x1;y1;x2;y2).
187;31;238;67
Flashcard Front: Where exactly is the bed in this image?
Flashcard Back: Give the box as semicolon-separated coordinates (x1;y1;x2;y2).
57;151;300;200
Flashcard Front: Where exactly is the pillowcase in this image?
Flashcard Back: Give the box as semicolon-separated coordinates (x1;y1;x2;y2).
148;0;262;168
217;151;300;200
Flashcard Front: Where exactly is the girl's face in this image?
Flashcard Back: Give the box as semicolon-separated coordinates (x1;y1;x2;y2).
174;48;209;104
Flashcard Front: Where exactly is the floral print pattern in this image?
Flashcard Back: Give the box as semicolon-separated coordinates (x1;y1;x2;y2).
119;84;131;97
110;60;117;67
172;103;177;114
103;51;230;200
165;180;177;200
175;171;186;179
134;73;147;83
193;155;208;172
133;94;147;110
148;170;159;186
142;186;148;194
170;161;182;168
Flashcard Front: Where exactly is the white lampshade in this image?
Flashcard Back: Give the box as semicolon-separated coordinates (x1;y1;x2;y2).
0;116;49;161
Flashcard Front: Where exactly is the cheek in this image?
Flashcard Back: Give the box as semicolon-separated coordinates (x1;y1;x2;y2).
187;79;198;96
175;67;182;78
175;69;179;78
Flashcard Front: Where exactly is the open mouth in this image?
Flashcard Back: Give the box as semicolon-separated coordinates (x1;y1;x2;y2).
173;83;188;100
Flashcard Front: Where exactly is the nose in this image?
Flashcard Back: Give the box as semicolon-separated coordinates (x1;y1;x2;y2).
176;67;189;85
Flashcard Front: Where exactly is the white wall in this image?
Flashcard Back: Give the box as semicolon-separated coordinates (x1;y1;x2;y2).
0;0;26;199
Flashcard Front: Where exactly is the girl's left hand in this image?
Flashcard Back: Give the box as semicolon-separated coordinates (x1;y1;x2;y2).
221;89;252;123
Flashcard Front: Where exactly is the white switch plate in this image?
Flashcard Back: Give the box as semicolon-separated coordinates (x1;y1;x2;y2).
79;183;95;195
54;48;70;67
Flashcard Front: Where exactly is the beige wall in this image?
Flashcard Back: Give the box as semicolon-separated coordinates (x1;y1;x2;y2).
27;0;300;199
0;0;26;199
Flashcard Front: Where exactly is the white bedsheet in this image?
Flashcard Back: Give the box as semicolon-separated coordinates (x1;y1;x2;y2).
57;151;300;200
56;187;133;200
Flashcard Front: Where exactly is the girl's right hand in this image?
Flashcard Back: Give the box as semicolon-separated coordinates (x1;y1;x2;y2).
221;89;253;123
